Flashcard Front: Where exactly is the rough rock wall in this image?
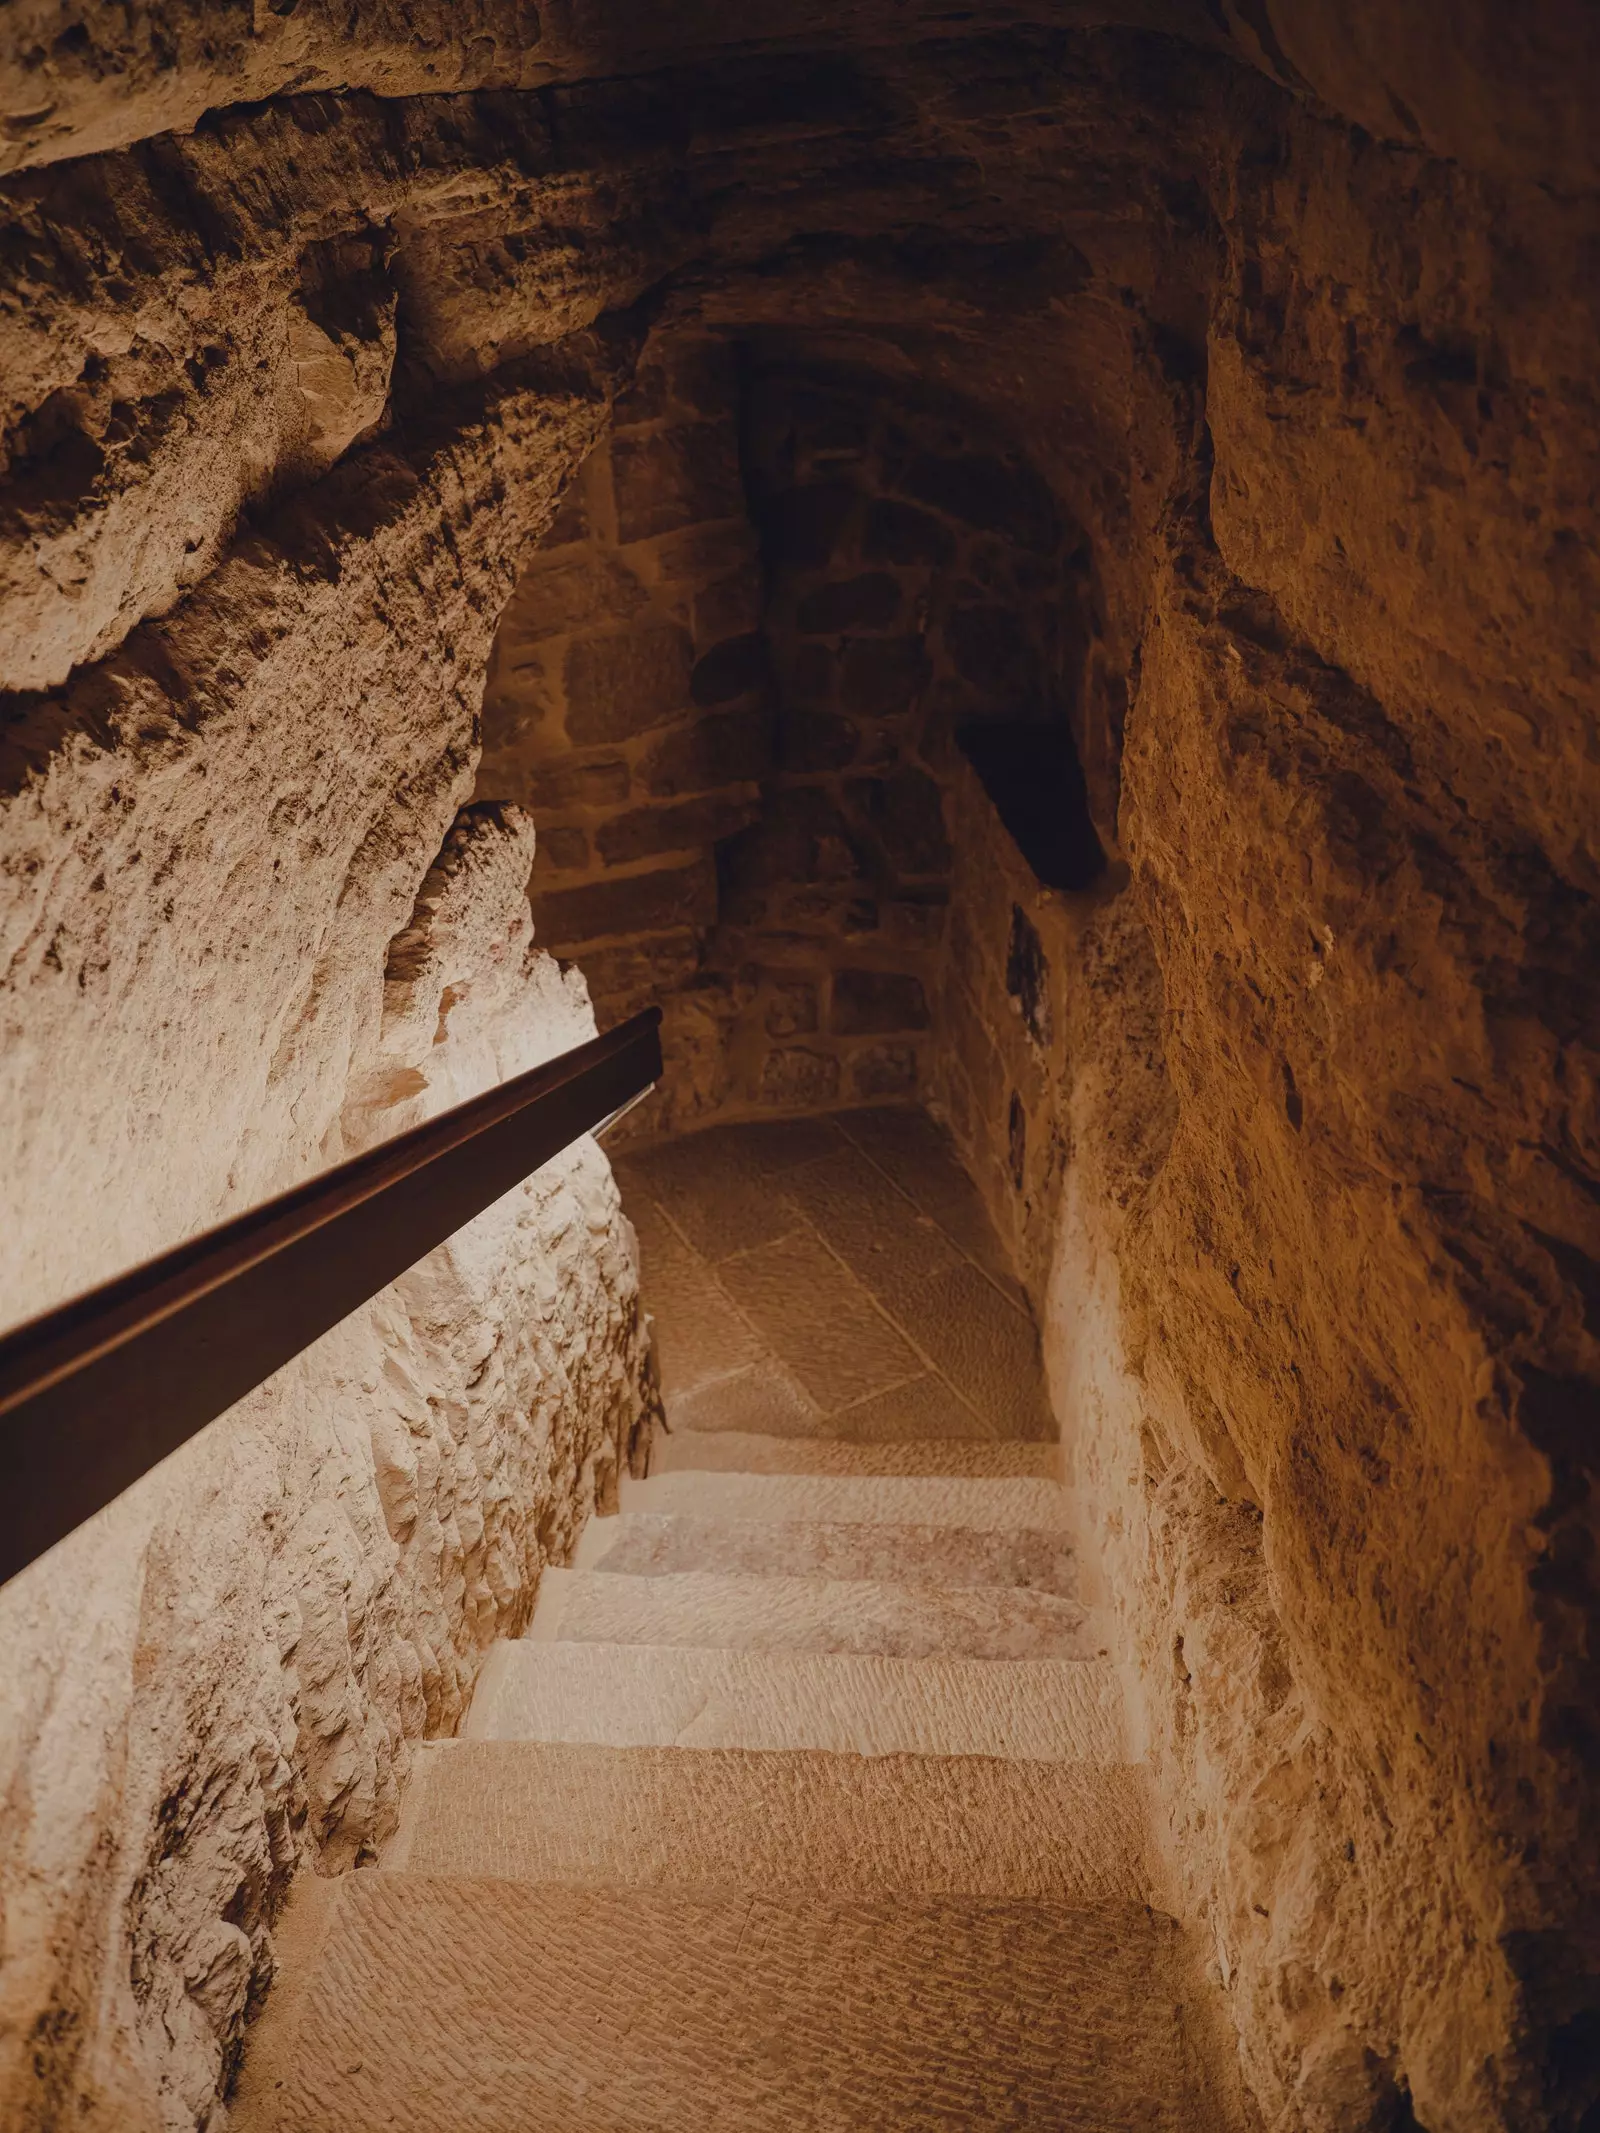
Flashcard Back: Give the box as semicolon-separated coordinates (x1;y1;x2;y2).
928;77;1600;2133
1099;100;1600;2123
0;804;653;2132
0;82;665;2133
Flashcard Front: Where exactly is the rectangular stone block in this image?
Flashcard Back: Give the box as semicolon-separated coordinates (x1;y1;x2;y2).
832;967;931;1033
596;793;759;868
521;755;630;810
612;423;743;543
642;707;774;796
758;1044;843;1109
532;856;716;948
503;549;649;643
850;1041;922;1099
563;621;694;743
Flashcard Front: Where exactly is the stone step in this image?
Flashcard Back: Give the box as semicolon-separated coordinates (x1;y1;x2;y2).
464;1640;1124;1761
650;1429;1060;1478
574;1509;1078;1593
613;1468;1067;1531
529;1565;1104;1660
246;1876;1216;2133
388;1739;1155;1901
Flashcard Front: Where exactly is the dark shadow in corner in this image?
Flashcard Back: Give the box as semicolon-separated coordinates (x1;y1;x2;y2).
956;720;1106;892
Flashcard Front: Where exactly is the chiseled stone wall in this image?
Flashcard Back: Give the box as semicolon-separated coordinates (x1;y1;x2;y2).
0;109;660;2125
0;802;654;2133
724;364;1079;1116
933;85;1600;2131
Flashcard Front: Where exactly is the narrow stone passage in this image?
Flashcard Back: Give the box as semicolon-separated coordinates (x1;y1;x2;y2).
236;1109;1242;2130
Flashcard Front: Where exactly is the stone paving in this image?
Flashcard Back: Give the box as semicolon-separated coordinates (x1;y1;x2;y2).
613;1106;1055;1441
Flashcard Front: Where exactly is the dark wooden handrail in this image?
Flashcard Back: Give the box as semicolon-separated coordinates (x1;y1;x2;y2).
0;1007;663;1587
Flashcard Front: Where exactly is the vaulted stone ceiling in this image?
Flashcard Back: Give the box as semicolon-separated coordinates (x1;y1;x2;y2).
0;6;1596;2132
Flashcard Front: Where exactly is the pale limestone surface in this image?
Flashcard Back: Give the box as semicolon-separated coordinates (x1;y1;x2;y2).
528;1565;1102;1659
577;1508;1080;1593
468;1639;1126;1760
612;1469;1069;1531
650;1430;1060;1477
392;1740;1154;1898
253;1878;1217;2133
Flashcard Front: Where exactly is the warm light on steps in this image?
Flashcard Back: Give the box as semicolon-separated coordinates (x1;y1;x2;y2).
384;1738;1157;1901
606;1467;1074;1531
464;1641;1127;1761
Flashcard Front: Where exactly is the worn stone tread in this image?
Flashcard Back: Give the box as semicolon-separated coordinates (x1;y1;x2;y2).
529;1565;1103;1659
649;1431;1060;1477
465;1639;1124;1761
390;1740;1154;1898
577;1509;1078;1593
614;1468;1067;1530
253;1876;1217;2132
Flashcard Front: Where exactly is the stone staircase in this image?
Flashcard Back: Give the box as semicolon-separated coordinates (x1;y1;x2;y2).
237;1430;1238;2131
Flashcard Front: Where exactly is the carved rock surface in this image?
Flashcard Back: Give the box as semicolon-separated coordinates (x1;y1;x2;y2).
0;332;654;2129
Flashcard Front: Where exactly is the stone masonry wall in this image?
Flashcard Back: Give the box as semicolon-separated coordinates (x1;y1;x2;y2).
475;334;770;1141
482;349;1087;1135
722;362;1083;1115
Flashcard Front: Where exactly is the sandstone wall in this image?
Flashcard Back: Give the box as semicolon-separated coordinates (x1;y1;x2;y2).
0;800;654;2133
0;88;664;2132
722;363;1076;1114
926;83;1600;2131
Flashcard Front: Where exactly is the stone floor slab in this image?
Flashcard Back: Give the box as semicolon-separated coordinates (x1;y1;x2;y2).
664;1359;826;1435
829;1370;1016;1440
626;1192;764;1399
890;1259;1054;1437
836;1104;1026;1301
715;1228;922;1410
617;1128;802;1261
